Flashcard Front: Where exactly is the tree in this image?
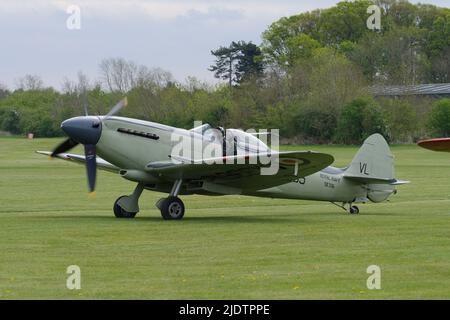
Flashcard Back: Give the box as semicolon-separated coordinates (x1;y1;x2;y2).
234;41;264;83
0;108;20;134
16;75;44;91
350;27;428;84
209;44;240;88
336;97;388;144
100;58;136;92
262;11;322;67
429;47;450;83
266;33;320;67
378;97;419;142
261;0;449;84
0;88;61;136
0;83;9;100
294;107;338;142
209;41;264;87
428;99;450;137
261;1;371;68
426;13;450;82
318;0;372;47
99;58;173;93
293;48;368;112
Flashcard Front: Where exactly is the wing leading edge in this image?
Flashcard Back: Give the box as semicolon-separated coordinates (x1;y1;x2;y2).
36;151;119;173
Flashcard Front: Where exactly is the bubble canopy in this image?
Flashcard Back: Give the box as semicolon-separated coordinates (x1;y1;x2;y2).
189;124;270;153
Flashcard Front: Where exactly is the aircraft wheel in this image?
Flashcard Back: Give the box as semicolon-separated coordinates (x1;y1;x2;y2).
160;196;185;220
349;205;359;214
113;196;137;218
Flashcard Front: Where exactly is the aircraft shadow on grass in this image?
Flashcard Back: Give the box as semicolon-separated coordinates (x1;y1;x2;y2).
38;213;302;224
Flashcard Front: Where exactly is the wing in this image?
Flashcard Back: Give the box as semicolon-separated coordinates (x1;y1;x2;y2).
417;138;450;152
36;151;119;173
146;151;334;191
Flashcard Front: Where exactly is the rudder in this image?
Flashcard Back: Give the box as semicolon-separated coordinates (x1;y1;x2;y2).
344;133;395;182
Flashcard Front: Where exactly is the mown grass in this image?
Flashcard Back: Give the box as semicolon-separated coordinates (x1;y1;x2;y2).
0;137;449;299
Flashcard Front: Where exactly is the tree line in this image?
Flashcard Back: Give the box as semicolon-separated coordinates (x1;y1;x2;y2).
0;0;449;144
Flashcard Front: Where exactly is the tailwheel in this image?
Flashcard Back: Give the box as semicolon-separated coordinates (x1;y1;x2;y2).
159;196;185;220
349;205;360;214
113;196;137;218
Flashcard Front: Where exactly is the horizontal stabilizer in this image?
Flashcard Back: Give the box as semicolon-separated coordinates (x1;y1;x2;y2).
345;176;410;185
389;179;410;185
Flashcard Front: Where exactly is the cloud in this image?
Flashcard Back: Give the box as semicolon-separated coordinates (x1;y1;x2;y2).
2;0;447;21
1;0;447;89
0;0;306;21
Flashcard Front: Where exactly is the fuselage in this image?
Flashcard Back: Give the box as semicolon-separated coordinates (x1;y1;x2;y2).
94;116;387;204
250;168;366;202
96;116;176;170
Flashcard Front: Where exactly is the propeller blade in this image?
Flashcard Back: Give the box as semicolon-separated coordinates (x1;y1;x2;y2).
83;94;89;116
84;144;97;193
51;138;79;157
104;97;128;120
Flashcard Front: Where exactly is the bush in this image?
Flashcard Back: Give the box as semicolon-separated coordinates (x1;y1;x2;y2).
428;99;450;137
378;98;419;143
293;107;337;142
0;108;20;134
0;89;61;137
335;97;388;144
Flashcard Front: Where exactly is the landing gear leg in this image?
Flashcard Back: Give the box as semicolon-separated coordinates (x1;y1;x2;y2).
156;179;185;220
114;182;144;218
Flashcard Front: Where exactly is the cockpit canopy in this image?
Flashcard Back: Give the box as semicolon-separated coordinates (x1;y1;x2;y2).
189;123;213;135
190;124;270;154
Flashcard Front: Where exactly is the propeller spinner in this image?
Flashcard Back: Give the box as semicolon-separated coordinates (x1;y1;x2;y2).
50;98;127;194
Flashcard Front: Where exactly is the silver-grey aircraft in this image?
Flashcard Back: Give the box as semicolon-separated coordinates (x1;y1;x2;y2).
38;98;408;219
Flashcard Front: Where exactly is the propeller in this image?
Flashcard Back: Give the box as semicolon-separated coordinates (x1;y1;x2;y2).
82;90;89;117
104;97;128;121
51;137;79;157
50;97;128;194
84;144;97;193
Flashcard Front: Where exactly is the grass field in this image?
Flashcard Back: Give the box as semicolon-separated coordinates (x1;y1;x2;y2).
0;137;450;299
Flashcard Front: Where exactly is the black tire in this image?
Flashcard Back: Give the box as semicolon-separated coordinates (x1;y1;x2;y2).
113;196;137;218
160;196;185;220
349;205;359;214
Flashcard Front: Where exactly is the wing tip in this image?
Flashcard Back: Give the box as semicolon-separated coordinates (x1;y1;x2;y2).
390;179;410;185
36;151;52;156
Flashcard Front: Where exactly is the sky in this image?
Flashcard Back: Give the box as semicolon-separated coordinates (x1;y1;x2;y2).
0;0;448;90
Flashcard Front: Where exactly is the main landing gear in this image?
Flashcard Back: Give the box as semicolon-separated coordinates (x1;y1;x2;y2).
331;202;360;214
349;205;360;214
156;179;185;220
113;183;144;218
113;180;186;220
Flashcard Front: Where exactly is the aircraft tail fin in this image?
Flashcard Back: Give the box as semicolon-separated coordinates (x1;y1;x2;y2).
343;133;395;183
